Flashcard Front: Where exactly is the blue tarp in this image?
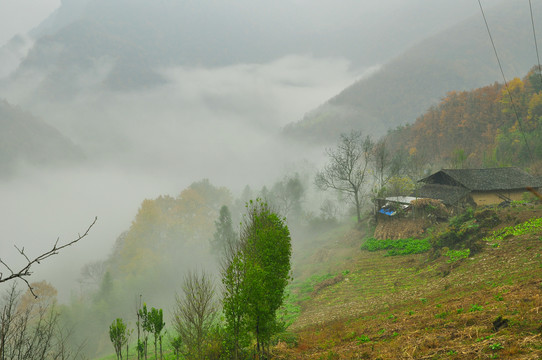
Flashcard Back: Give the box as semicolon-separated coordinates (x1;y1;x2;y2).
379;208;396;216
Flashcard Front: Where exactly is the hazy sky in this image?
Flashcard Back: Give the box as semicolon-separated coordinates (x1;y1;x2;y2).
0;0;60;46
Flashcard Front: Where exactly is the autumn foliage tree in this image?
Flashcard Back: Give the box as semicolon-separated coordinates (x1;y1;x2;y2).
386;65;542;171
114;179;232;279
1;284;83;360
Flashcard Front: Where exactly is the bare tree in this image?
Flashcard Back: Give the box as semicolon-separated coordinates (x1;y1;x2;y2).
371;138;405;196
0;217;97;298
78;259;107;289
0;284;85;360
315;131;373;223
173;270;218;360
269;174;304;218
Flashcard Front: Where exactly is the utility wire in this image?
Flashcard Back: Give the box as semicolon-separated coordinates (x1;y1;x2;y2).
477;0;534;164
529;0;542;90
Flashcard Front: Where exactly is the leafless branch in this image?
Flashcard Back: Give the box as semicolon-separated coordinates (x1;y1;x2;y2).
0;217;97;298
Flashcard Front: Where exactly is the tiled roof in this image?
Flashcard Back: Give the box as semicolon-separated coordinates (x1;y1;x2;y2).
420;167;542;191
412;184;470;205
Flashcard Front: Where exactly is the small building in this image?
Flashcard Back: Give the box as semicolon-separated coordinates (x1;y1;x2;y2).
414;167;542;208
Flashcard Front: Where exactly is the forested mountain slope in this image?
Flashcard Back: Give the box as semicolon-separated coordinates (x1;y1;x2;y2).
385;66;542;170
284;0;541;144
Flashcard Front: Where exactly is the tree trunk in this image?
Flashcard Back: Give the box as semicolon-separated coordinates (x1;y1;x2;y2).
355;190;362;223
159;335;163;360
137;310;140;360
256;317;261;359
1;323;4;360
144;338;148;360
154;335;157;360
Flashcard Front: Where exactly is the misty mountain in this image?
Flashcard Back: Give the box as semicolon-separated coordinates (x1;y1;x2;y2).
0;35;33;78
284;0;541;144
0;99;84;177
1;0;479;97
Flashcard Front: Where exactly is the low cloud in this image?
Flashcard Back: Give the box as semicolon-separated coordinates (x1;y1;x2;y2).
0;54;375;299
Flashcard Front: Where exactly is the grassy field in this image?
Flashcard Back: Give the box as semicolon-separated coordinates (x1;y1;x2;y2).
275;205;542;359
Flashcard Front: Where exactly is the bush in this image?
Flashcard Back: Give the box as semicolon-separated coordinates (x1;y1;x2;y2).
273;332;299;348
449;207;474;228
430;208;483;253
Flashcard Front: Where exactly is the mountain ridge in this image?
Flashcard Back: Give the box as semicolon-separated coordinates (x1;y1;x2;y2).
0;99;85;177
284;0;539;144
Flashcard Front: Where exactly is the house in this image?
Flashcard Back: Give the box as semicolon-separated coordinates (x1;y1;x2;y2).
414;167;542;208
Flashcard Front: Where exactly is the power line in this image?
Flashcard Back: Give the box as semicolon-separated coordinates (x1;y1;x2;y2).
529;0;542;90
477;0;534;164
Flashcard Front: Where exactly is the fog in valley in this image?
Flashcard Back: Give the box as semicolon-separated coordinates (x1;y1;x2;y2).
0;54;365;298
0;0;484;296
0;0;526;357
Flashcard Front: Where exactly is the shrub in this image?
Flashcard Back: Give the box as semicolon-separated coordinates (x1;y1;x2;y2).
430;207;484;252
273;332;299;348
449;207;474;228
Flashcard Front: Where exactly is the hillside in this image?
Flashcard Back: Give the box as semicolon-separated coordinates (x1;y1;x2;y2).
0;99;84;177
277;205;542;359
383;66;542;171
284;0;540;144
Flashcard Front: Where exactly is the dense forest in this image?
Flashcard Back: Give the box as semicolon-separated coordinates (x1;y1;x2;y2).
386;66;542;173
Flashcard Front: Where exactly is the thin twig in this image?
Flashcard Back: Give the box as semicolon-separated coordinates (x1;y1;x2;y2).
0;217;97;298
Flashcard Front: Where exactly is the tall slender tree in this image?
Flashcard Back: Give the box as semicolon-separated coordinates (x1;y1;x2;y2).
109;318;129;360
210;205;237;256
222;199;292;359
148;307;165;360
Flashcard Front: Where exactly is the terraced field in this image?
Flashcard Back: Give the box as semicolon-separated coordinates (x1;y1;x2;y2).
278;207;542;359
